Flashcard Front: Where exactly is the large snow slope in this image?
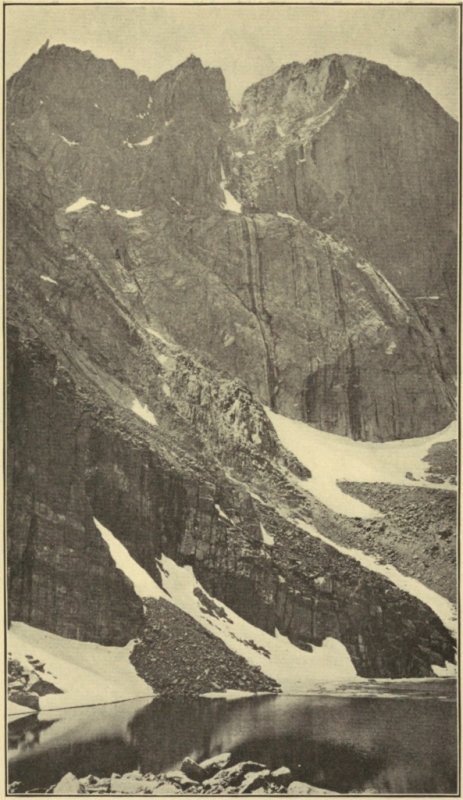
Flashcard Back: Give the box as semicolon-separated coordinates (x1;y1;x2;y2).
266;408;456;519
8;621;153;714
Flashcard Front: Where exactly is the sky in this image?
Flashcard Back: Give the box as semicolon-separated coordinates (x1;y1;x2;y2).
6;4;460;118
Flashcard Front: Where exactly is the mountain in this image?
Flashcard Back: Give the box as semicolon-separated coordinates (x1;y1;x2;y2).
6;43;457;691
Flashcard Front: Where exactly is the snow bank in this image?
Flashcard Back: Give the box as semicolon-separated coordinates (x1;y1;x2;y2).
116;209;143;219
277;212;299;222
131;398;157;426
8;622;153;713
65;197;96;213
220;165;242;213
260;523;274;547
93;519;357;692
7;700;36;718
59;135;78;146
266;408;457;519
95;520;163;598
134;135;154;146
215;504;232;523
40;275;58;285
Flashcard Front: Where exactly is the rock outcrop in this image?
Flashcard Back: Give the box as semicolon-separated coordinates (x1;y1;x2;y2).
227;54;457;298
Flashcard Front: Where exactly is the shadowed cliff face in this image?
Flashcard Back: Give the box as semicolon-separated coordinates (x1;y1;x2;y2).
6;44;456;677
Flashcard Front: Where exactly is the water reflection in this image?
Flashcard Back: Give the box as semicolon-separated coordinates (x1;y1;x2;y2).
8;682;457;795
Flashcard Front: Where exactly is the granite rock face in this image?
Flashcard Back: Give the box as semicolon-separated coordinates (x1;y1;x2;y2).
227;54;457;297
7;45;456;439
6;44;456;676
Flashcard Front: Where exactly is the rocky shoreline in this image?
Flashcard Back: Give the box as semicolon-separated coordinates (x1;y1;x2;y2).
9;753;339;795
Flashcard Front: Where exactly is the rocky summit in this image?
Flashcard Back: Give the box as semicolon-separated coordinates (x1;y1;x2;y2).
6;37;457;732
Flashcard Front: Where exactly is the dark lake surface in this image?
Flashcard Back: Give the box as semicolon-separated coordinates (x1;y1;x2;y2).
8;680;457;795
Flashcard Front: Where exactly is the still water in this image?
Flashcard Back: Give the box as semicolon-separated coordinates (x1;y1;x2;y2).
8;680;457;795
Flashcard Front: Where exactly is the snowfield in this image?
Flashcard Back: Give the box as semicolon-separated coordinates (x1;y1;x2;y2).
8;621;153;714
264;409;457;648
265;408;457;518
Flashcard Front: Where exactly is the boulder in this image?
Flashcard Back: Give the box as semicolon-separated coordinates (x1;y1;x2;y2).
271;767;292;788
29;679;63;696
9;691;40;711
287;781;339;795
53;773;85;794
165;770;200;789
181;757;208;783
203;761;267;791
150;784;181;795
110;776;150;794
199;752;233;778
239;769;271;793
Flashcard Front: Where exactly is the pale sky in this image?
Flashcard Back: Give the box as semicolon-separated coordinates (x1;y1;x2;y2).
6;4;460;118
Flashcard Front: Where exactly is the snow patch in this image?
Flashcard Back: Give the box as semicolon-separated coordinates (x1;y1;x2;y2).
155;353;169;365
266;408;457;519
131;398;157;426
276;124;285;137
116;209;143;219
235;117;249;129
171;197;181;207
162;383;171;397
432;661;457;678
134;135;154;146
8;621;152;712
95;519;163;599
234;151;244;158
40;275;58;285
277;212;298;222
101;204;110;211
260;523;274;547
65;196;96;213
59;135;78;146
220;165;242;214
165;119;173;127
215;504;232;523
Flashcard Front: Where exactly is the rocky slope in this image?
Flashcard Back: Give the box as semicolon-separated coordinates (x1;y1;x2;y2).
6;43;457;687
